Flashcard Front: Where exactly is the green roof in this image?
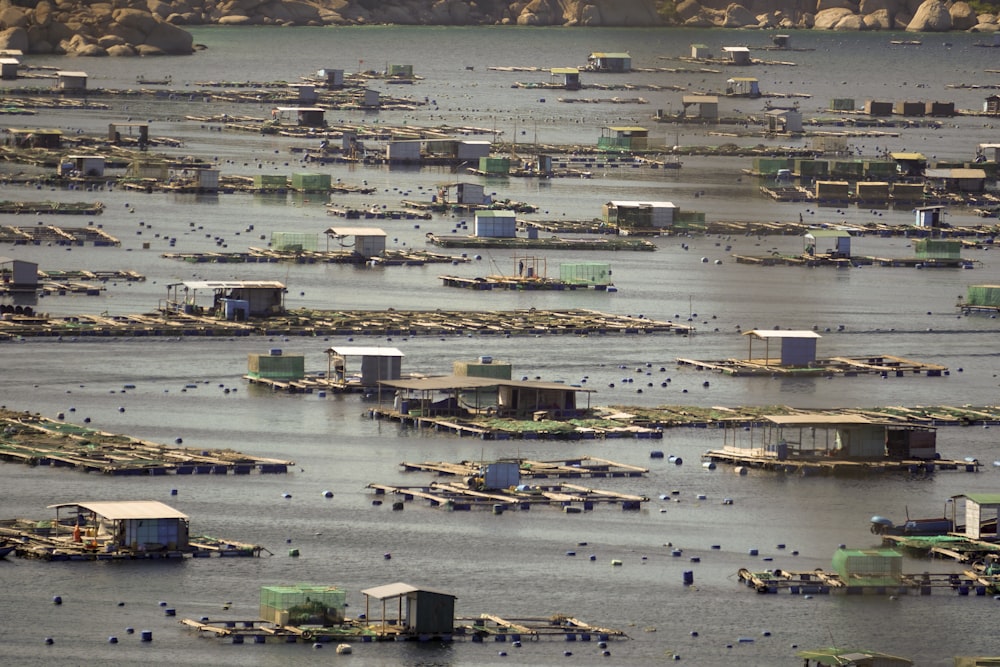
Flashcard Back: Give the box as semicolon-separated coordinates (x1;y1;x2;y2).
796;647;913;666
959;493;1000;506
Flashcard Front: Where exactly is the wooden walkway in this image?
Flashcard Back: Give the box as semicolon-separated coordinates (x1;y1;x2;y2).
702;449;979;476
400;456;648;479
368;481;648;511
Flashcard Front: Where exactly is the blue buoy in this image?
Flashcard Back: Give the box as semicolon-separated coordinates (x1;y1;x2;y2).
383;552;391;560
323;490;334;498
158;601;167;607
282;493;292;499
52;596;62;605
140;630;153;642
125;627;134;635
170;489;178;496
164;608;176;617
44;637;54;645
108;636;118;644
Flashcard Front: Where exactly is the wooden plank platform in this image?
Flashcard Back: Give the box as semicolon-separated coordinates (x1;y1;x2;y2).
737;567;990;595
676;353;947;377
703;449;979;476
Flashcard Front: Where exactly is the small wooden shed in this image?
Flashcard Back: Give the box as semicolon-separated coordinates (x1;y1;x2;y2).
55;71;87;90
274;106;325;127
324;226;387;258
682;95;719;120
0;256;38;291
914;205;945;228
742;329;820;367
49;500;190;552
953;493;1000;540
726;77;759;97
765;107;802;133
0;57;18;80
551;67;580;90
325;346;403;388
722;46;751;65
804;229;851;258
597;126;648;150
587;52;631;72
361;583;456;636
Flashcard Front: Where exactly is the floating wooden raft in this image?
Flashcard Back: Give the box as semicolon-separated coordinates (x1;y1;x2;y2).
0;410;293;475
367;481;648;510
400;456;647;479
702;449;978;476
459;614;628;640
737;567;993;595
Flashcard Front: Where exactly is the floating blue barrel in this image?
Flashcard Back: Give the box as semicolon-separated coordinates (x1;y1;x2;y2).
140;630;153;642
683;571;694;585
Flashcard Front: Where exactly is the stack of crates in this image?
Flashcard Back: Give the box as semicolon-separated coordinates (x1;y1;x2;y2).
259;585;347;627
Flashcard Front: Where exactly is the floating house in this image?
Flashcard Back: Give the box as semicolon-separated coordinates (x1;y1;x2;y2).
361;88;380;108
603;200;676;231
597;126;649;151
712;414;938;464
386;140;421;163
765;107;802;133
949;494;1000;540
51;500;191;552
551;67;581;90
324;226;387;258
772;34;791;48
288;83;317;104
814;180;850;202
169;166;219;192
271;232;318;251
925;100;954;117
58;155;105;178
744;329;820;367
0;57;18;80
316;68;344;89
325;346;403;388
682;95;719;120
925;168;987;193
4;128;62;149
474;210;517;238
726;76;760;97
586;52;631;72
690;44;711;59
914;205;945;228
164;280;286;318
891;152;927;177
962;284;1000;312
247;349;305;381
253;174;288;192
274;106;325;127
378;376;594;420
722;46;752;65
477;155;510;175
55;70;87;90
893;100;925;117
0;256;38;292
386;64;413;78
361;583;456;637
865;100;894;116
438;182;485;206
914;238;962;262
985;94;1000;115
804;229;851;258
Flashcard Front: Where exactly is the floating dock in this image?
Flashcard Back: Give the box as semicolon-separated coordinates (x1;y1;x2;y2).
737;567;996;596
0;224;119;246
368;481;648;511
880;535;1000;563
0;308;692;340
426;233;656;251
0;200;104;215
180;613;627;644
676;354;948;377
439;274;614;291
0;410;293;475
163;248;465;266
399;456;648;479
702;450;978;476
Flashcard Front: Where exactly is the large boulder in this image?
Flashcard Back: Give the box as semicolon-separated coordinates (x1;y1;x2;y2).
217;14;254;24
950;2;978;30
816;0;858;11
813;6;855;27
113;8;158;34
106;43;137;56
906;0;951;31
676;0;706;22
863;8;893;28
833;12;866;28
724;3;759;26
0;26;28;51
144;20;195;53
0;6;30;29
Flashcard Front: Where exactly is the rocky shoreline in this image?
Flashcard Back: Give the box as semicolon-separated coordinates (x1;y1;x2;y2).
0;0;997;57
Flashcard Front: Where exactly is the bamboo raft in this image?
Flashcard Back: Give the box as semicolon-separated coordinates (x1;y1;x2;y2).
0;200;104;215
737;567;995;595
439;274;615;291
702;449;978;476
163;248;464;266
0;409;293;475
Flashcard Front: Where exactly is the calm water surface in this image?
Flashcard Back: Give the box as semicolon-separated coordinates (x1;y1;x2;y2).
2;26;1000;666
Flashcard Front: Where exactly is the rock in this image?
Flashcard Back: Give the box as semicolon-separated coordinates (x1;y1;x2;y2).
906;0;951;31
950;2;978;30
676;0;706;23
817;0;859;11
0;6;30;29
107;43;137;56
813;6;856;27
113;8;158;34
0;26;29;52
859;0;901;15
144;20;195;53
972;21;999;32
135;43;167;56
863;9;893;28
97;34;127;48
217;14;253;25
34;1;54;28
724;3;758;27
833;12;866;28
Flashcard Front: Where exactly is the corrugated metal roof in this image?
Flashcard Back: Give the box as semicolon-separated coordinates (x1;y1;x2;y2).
590;52;630;59
324;227;387;237
722;46;750;52
475;210;515;218
362;582;456;600
606;126;648;132
890;152;926;161
803;229;851;238
379;375;594;393
274;106;324;112
743;330;821;339
57;71;88;77
925;168;987;179
325;346;403;357
550;67;579;74
48;501;189;520
765;414;872;425
682;95;719;103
